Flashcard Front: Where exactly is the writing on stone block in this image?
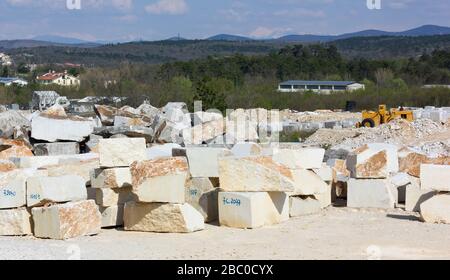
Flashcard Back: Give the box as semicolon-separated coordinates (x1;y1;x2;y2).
223;197;241;206
2;189;16;197
29;194;41;200
189;189;199;196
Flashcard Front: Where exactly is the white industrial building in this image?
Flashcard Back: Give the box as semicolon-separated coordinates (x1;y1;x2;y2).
278;80;365;94
0;77;28;87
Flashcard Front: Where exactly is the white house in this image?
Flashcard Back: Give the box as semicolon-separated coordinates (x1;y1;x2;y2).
278;80;365;94
0;77;28;87
36;71;80;87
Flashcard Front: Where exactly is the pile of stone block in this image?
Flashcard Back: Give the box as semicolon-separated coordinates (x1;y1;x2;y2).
92;138;146;228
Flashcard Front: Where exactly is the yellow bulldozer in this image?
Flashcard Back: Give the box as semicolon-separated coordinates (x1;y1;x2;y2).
356;104;414;128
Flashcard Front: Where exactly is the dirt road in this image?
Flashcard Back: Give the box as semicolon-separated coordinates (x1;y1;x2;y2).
1;207;449;260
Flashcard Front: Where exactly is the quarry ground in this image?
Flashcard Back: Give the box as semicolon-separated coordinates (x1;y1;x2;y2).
1;206;449;260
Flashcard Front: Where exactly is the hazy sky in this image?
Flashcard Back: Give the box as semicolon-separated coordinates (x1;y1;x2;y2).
0;0;449;41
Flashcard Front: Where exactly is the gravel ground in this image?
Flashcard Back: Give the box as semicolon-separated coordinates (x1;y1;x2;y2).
1;207;449;260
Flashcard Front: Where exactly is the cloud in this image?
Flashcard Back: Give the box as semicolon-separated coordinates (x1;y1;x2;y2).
274;8;326;18
249;26;292;38
145;0;188;15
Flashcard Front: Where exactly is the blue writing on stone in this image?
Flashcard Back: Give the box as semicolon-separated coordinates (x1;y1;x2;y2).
3;189;16;197
223;197;241;206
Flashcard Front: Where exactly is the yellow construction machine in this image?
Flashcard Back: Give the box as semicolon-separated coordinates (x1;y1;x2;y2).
356;104;414;128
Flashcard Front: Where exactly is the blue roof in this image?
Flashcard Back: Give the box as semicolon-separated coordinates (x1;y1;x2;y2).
0;77;25;83
279;80;357;86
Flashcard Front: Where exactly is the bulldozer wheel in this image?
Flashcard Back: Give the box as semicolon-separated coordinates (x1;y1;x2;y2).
361;118;375;128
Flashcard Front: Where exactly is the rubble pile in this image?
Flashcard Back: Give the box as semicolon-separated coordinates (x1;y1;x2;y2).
0;101;448;240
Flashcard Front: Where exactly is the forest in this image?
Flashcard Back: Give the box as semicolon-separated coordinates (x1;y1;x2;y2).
1;44;450;112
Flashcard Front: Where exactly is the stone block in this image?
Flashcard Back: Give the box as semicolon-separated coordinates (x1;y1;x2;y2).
0;208;32;236
420;164;450;191
186;147;231;178
185;177;218;222
90;167;132;189
347;178;395;209
34;142;80;156
99;204;124;228
272;148;325;169
95;187;133;207
289;196;322;217
420;194;450;224
98;138;146;168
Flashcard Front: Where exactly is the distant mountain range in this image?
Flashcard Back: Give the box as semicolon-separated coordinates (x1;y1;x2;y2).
1;25;449;50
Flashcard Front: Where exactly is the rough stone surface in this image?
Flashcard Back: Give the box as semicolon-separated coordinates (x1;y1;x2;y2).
289;196;322;217
90;167;132;189
346;143;399;179
420;194;450;224
130;158;188;203
124;202;205;233
0;208;32;236
32;200;101;240
399;151;450;177
95;187;133;207
186;147;231;178
272;148;325;169
218;156;295;192
314;182;332;209
185;177;218;222
99;204;124;228
34;142;80;156
26;175;87;207
0;139;33;160
420;164;450;191
0;160;16;172
347;179;395;209
99;138;146;168
45;159;100;186
218;192;289;229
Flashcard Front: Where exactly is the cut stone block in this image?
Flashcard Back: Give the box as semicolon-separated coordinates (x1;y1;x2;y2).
99;204;124;228
146;143;181;160
31;114;96;142
420;164;450;191
186;147;231;178
272;148;325;169
34;142;80;156
124;202;204;233
347;178;395;209
98;138;146;168
0;169;39;209
114;116;149;127
0;208;32;236
95;187;133;207
218;156;295;192
182;119;225;145
46;159;99;186
230;142;263;157
0;159;16;172
32;200;101;240
130;157;188;203
185;177;218;222
291;169;328;195
218;192;289;229
11;153;99;169
312;164;333;182
314;182;332;209
420;194;450;224
290;196;322;217
406;182;437;212
26;175;87;207
346;143;399;179
90;167;132;189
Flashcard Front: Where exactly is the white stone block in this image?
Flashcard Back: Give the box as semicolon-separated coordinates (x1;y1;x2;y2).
312;164;333;182
90;167;132;189
130;158;188;203
124;202;204;233
420;194;450;224
420;164;450;191
289;196;322;217
31;115;95;142
99;204;124;228
32;200;101;240
218;192;289;229
99;138;147;168
26;175;87;207
95;187;133;207
185;177;218;222
230;142;263;157
146;143;181;160
347;179;395;209
291;169;328;195
406;183;437;212
186;147;231;177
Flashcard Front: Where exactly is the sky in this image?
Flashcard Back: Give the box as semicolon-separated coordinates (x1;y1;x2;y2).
0;0;449;41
